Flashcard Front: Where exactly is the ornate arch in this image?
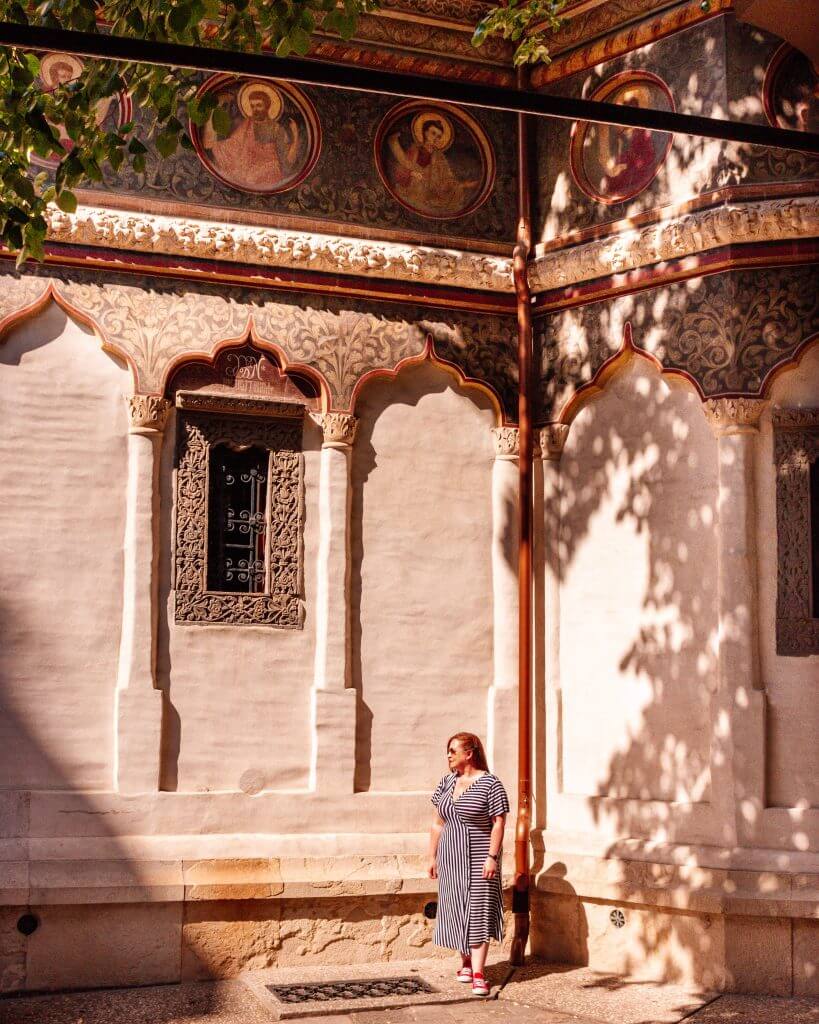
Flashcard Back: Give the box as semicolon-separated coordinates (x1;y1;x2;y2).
349;334;506;425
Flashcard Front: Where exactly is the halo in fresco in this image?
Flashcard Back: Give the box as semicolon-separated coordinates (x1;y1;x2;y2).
763;44;819;134
570;72;674;205
31;52;132;172
374;101;495;220
190;74;321;194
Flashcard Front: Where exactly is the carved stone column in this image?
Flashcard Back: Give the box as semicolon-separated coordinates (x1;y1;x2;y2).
704;397;767;847
489;427;520;798
115;394;171;793
539;424;569;829
309;412;358;794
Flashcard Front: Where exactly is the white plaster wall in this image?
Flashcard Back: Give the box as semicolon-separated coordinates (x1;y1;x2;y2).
0;305;129;790
351;363;496;792
156;413;321;793
757;343;819;810
559;358;717;806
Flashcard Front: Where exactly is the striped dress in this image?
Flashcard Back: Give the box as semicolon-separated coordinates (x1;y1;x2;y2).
431;771;510;954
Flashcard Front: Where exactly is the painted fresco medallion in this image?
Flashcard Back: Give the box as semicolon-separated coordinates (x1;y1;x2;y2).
570;72;674;206
190;74;321;194
763;44;819;134
31;53;132;172
374;101;495;220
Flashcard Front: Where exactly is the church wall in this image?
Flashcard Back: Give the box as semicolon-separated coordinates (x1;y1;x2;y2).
0;305;129;790
755;343;819;810
351;362;497;792
557;358;717;813
155;412;323;793
534;13;819;244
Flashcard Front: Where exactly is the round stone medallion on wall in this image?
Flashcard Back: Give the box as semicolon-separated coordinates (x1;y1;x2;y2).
374;100;496;220
763;44;818;134
31;52;133;172
569;71;674;206
189;74;321;194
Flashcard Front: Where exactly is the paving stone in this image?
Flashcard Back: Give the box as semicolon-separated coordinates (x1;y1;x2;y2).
685;994;819;1023
0;980;274;1024
498;960;713;1024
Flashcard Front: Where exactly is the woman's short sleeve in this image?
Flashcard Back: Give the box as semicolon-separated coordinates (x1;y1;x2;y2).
431;774;450;808
487;777;510;817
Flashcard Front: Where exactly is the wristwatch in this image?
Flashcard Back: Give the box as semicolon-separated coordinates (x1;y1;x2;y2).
487;852;498;861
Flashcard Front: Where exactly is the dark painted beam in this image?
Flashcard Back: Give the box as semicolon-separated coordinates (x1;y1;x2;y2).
1;21;819;154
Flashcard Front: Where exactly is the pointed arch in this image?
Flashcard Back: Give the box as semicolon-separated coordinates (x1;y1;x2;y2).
555;321;704;425
159;320;332;410
0;281;137;386
349;334;506;425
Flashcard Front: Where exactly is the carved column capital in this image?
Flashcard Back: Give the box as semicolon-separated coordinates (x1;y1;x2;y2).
126;394;172;433
311;411;359;448
539;423;570;461
491;426;520;459
703;398;767;436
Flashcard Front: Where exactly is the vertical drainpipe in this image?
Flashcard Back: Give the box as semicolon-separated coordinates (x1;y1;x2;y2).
511;63;534;968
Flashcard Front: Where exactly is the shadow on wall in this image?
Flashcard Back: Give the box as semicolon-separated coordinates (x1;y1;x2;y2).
532;320;819;991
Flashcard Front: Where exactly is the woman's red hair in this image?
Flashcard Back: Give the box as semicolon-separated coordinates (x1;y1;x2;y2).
447;732;489;771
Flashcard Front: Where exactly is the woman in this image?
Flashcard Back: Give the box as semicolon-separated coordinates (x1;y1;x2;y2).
428;732;510;997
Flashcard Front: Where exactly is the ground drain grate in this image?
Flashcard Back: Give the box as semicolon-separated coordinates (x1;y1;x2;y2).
267;976;437;1003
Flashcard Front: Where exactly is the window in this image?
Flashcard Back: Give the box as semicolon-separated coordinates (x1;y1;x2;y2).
774;408;819;655
174;397;304;628
207;444;269;594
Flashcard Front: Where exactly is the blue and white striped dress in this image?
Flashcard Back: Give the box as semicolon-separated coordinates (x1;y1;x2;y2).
431;771;510;954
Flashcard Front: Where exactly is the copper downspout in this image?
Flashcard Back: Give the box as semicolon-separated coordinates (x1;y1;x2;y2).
511;66;534;968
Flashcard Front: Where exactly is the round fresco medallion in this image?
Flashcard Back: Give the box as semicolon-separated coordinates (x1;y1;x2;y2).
374;100;495;220
763;44;819;134
31;52;132;172
189;74;321;194
570;72;674;206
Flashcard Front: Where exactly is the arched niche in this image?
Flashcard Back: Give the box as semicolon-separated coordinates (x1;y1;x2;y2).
0;302;131;789
350;358;498;793
556;347;718;821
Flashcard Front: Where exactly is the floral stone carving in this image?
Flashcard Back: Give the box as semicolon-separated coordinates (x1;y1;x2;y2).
174;411;304;628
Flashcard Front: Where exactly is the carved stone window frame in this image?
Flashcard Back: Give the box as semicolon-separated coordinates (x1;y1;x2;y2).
173;393;305;628
774;407;819;656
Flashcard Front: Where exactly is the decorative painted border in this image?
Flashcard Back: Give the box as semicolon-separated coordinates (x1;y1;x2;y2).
533;0;731;85
773;407;819;656
568;71;674;207
189;74;322;196
528;196;819;293
373;100;497;222
42;203;515;293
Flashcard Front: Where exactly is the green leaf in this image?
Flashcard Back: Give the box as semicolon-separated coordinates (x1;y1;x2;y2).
291;27;311;54
155;129;179;157
55;189;77;214
211;104;232;138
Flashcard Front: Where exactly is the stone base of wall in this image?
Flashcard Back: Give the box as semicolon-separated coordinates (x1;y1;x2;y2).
1;852;816;995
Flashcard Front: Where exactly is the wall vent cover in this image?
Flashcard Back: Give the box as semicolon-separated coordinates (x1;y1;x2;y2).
268;977;436;1003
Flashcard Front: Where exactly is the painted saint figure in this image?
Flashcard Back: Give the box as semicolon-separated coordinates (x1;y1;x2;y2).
387;112;480;218
202;81;300;192
598;89;658;198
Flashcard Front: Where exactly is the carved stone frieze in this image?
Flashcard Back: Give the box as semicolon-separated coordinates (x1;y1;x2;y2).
528;197;819;294
0;265;519;423
174;411;304;628
703;398;767;434
378;0;492;26
311;412;359;447
176;392;306;419
774;410;819;656
46;205;514;294
126;394;172;431
539;423;570;461
491;426;519;458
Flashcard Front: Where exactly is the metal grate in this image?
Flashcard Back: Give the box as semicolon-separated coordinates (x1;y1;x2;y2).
268;976;436;1004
